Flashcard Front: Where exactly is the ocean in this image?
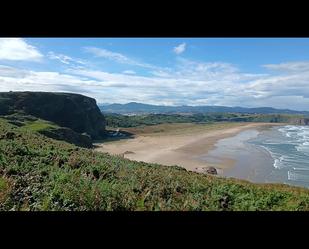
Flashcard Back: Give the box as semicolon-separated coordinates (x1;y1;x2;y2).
200;125;309;188
249;125;309;188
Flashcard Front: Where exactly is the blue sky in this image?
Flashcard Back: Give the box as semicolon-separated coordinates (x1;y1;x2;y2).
1;38;309;110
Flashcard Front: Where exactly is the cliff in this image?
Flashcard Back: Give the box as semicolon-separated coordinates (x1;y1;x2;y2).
0;91;106;139
289;117;309;125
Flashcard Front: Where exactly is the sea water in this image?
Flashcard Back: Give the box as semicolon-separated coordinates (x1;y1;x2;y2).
249;125;309;188
201;129;275;184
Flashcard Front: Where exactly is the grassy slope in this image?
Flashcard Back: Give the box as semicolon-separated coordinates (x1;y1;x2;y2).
0;118;309;211
1;114;93;148
118;122;253;136
104;113;304;128
19;119;59;132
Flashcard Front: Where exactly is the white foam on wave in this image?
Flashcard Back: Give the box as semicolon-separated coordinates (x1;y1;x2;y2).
283;126;301;130
288;170;309;182
296;127;309;135
293;167;309;171
279;125;302;132
286;132;292;137
253;126;309;174
278;126;301;139
274;159;281;169
260;144;284;169
284;157;309;164
260;145;276;157
296;144;309;156
277;126;309;156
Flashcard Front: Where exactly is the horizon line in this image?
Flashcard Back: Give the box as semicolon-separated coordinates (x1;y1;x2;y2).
98;102;309;113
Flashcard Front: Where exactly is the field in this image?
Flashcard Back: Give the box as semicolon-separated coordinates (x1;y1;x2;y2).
104;113;304;128
1;117;309;211
117;122;260;136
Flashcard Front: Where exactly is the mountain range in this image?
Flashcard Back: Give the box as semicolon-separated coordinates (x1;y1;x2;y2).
100;102;309;115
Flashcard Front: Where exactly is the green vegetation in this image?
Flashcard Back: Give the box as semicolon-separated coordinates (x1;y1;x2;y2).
19;119;59;132
2;113;59;131
1;114;92;148
119;122;244;137
1;118;308;211
105;113;304;128
0;92;106;139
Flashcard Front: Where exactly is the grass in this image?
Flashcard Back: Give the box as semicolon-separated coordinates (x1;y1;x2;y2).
0;177;12;205
119;122;253;136
0;118;309;211
104;112;305;128
18;119;59;132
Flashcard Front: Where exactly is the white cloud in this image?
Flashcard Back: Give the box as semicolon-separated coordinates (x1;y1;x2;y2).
150;70;172;78
263;61;309;72
173;43;186;55
1;39;307;110
122;70;136;75
84;47;156;69
2;55;309;111
0;38;43;61
0;66;105;100
85;47;130;63
67;59;309;110
0;65;29;78
47;51;87;66
47;52;73;64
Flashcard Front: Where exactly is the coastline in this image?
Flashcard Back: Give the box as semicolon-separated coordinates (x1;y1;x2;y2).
95;122;285;172
200;126;277;182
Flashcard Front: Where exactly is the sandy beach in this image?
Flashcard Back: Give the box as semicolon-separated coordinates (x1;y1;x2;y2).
94;122;284;173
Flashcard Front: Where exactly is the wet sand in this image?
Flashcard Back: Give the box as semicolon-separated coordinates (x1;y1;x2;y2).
200;128;276;182
95;122;284;173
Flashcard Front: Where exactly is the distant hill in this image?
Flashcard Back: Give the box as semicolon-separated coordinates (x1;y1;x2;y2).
0;91;106;139
100;102;309;115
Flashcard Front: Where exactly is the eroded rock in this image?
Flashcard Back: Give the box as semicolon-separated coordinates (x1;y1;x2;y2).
204;167;217;175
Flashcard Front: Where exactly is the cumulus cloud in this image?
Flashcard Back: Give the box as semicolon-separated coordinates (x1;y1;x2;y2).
0;66;106;100
173;43;186;55
68;58;309;110
0;38;43;61
2;53;309;111
0;65;29;78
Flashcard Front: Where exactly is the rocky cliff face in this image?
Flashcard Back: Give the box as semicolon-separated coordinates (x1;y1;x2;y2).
39;127;93;148
288;117;309;125
0;92;106;139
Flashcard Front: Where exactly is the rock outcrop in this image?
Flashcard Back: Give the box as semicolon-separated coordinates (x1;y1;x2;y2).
39;128;93;148
194;166;218;175
204;167;218;175
289;118;309;125
0;91;106;139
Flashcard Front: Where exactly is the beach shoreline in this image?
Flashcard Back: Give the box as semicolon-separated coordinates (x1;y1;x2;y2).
94;122;285;173
201;127;277;182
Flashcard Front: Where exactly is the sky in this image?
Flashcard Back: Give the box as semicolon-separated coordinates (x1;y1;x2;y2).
1;37;309;111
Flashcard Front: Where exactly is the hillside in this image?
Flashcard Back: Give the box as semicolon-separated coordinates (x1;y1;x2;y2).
100;102;309;116
0;92;106;139
105;113;307;128
1;113;93;148
0;118;308;211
